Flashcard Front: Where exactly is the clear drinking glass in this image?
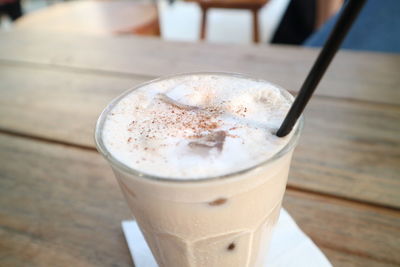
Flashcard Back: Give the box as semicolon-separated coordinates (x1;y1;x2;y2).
95;73;303;267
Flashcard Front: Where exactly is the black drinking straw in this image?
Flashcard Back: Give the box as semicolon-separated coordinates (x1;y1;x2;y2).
276;0;367;137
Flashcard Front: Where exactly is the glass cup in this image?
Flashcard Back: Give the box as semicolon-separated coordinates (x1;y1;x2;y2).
95;73;303;267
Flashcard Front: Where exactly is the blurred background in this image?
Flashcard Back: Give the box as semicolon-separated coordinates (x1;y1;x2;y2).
1;0;399;51
0;0;345;45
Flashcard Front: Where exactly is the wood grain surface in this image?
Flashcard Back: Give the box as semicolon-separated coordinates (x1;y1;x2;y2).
0;133;132;267
0;62;399;208
0;31;399;267
0;31;399;105
0;63;140;147
322;248;399;267
0;133;399;266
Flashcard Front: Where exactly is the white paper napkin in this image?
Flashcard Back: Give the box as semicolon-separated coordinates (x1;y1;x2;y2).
122;209;332;267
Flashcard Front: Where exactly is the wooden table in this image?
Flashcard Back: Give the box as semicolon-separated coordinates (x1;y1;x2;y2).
15;0;160;36
0;30;399;266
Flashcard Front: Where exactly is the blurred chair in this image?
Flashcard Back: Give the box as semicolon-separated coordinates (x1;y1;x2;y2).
14;0;160;36
305;0;400;53
187;0;270;43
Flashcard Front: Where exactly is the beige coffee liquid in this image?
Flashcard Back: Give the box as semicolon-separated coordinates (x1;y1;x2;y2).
99;73;298;267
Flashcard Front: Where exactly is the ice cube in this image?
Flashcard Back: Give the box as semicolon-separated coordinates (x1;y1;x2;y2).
188;131;226;154
158;94;199;111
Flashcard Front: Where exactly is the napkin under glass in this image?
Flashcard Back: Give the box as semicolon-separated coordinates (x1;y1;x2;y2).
122;209;332;267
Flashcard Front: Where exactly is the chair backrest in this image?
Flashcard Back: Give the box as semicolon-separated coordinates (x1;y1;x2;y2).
305;0;400;53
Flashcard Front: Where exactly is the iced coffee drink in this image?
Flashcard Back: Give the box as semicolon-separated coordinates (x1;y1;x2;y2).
95;73;302;267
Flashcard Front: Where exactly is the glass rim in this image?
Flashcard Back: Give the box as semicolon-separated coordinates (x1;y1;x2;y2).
94;72;304;184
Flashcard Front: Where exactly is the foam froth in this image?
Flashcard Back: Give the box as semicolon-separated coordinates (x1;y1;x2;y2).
102;74;294;179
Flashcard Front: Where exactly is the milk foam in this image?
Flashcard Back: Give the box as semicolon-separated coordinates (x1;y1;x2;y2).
102;74;294;179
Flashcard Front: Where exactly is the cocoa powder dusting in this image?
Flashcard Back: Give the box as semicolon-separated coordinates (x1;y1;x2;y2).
127;94;229;155
147;101;220;136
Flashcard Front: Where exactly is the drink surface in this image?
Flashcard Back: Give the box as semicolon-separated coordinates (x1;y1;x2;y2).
102;73;293;179
98;73;300;267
